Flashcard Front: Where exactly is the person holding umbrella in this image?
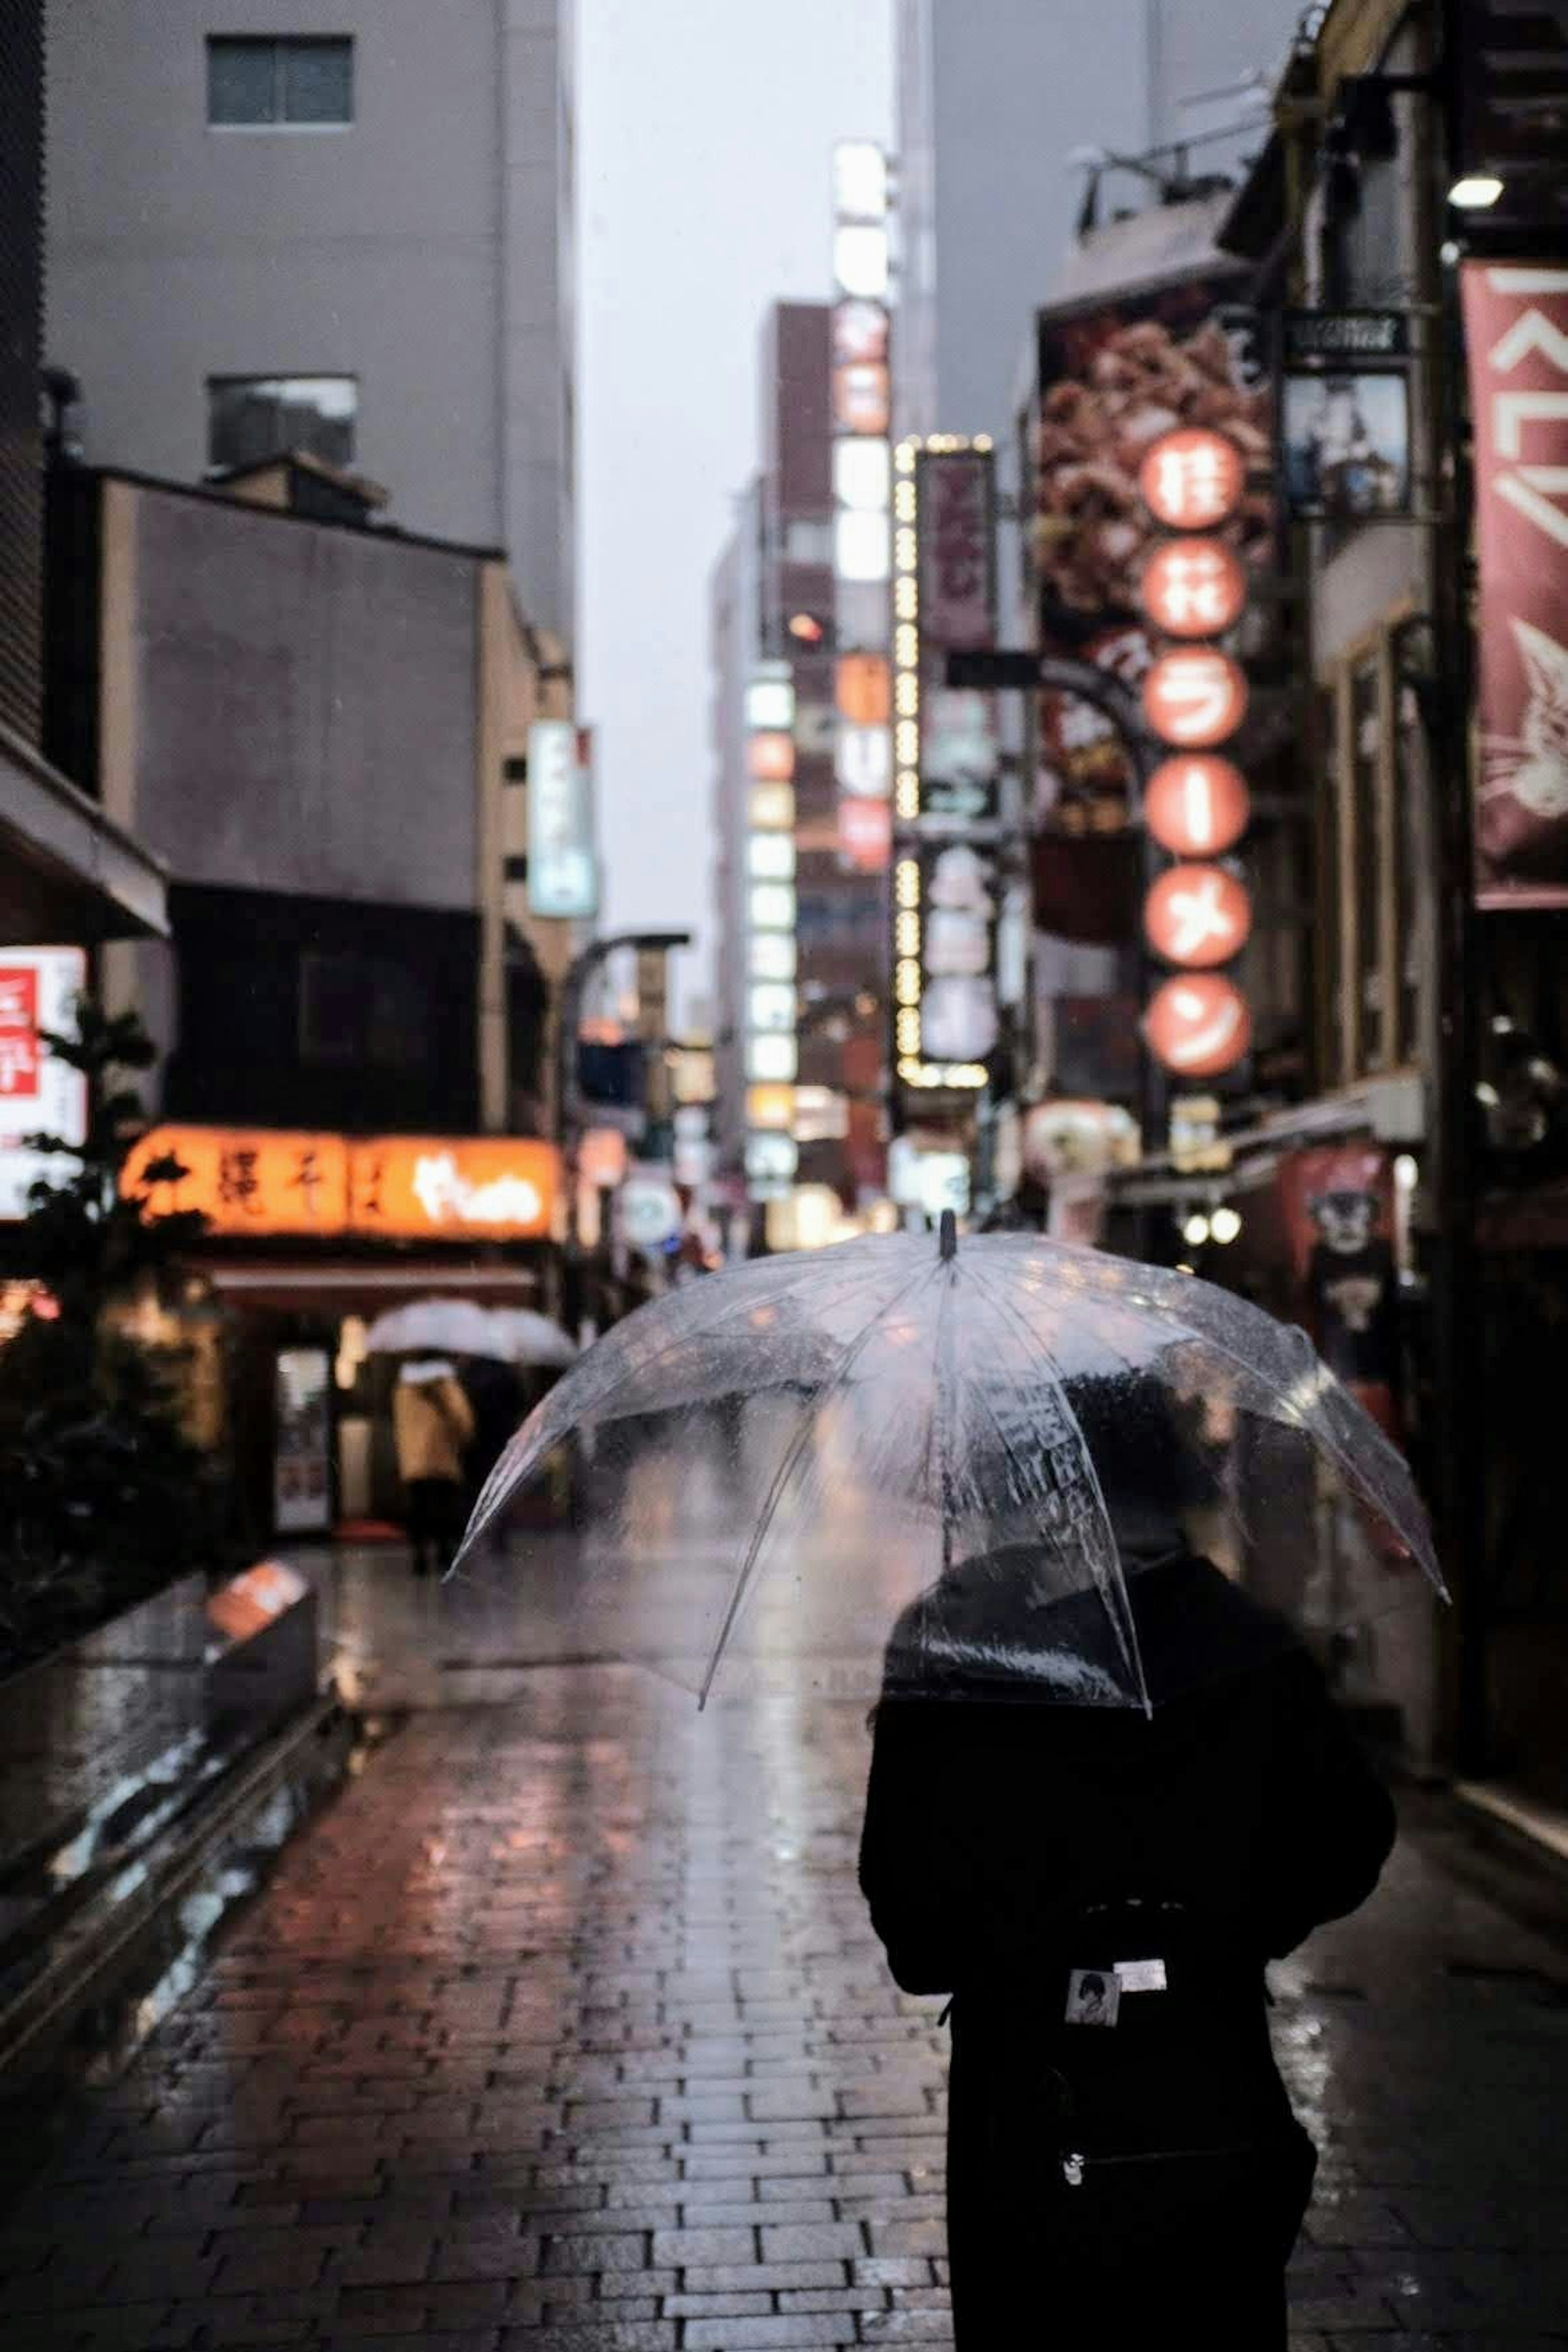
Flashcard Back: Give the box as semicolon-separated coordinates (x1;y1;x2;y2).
392;1358;474;1577
858;1364;1398;2345
449;1216;1443;2341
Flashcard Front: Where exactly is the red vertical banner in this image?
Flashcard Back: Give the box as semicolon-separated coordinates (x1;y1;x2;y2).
1462;263;1568;907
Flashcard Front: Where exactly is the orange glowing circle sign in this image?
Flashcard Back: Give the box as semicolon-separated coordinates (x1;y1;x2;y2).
1144;974;1253;1078
1144;862;1253;969
1139;536;1247;639
1139;428;1247;531
1143;647;1249;749
1143;755;1251;857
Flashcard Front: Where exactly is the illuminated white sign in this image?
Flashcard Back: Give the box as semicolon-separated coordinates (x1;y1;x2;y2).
834;140;889;221
747;832;796;881
746;1033;799;1082
746;1132;800;1183
749;882;795;931
834;438;891;511
746;675;796;731
835;725;891;798
835;508;891;584
748;933;797;981
834;224;889;300
526;722;598;920
748;982;797;1033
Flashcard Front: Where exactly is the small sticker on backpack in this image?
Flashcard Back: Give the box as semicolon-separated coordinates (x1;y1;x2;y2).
1065;1969;1120;2027
1114;1958;1168;1994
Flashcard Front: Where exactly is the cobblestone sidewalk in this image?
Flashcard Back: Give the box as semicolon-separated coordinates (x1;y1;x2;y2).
2;1646;1567;2350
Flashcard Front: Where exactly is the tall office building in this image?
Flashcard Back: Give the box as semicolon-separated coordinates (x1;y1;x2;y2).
894;0;1301;449
711;302;887;1224
42;0;575;641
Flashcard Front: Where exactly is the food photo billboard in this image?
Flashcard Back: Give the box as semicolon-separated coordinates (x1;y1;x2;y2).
1028;268;1272;842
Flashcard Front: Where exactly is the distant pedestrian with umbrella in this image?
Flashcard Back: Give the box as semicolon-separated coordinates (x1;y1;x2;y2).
392;1358;474;1577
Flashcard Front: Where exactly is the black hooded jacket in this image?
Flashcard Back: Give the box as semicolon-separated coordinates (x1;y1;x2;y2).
858;1551;1398;2341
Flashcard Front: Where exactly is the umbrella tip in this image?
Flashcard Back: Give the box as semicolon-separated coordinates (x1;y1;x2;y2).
938;1209;958;1262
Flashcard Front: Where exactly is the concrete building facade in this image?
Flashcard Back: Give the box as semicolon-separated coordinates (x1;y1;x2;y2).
45;461;573;1138
42;0;575;642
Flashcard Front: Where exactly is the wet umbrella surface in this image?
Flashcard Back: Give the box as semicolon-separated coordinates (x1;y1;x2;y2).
454;1221;1445;1711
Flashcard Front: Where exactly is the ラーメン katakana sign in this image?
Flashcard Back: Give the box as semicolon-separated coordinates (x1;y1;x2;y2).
1138;428;1247;531
1143;755;1251;857
1143;861;1253;968
1136;419;1258;1082
1140;537;1247;639
1142;647;1249;749
1144;974;1253;1077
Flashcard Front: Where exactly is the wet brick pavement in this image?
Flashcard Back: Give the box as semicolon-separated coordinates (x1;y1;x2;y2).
2;1549;1568;2350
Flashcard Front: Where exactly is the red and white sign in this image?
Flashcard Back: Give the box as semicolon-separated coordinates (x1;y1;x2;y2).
1140;537;1247;639
1143;648;1249;748
1462;261;1568;907
1144;755;1251;857
0;947;89;1221
919;451;995;651
0;967;40;1100
1143;862;1253;968
1144;974;1252;1078
1139;428;1247;531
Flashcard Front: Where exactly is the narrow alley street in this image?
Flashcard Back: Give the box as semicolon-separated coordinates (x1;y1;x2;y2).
1;1544;1567;2350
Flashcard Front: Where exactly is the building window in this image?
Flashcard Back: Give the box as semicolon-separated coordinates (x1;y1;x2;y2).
300;952;428;1070
207;36;353;127
208;375;356;472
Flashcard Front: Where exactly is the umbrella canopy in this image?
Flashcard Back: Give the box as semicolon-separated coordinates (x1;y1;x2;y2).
487;1307;578;1370
365;1298;504;1360
455;1224;1445;1710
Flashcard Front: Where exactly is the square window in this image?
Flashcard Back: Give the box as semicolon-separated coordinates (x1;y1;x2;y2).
208;375;356;472
283;38;353;123
207;38;279;124
208;36;352;128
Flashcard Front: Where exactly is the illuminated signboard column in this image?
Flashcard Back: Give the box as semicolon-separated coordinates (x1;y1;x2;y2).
744;662;800;1201
1136;428;1256;1085
890;438;1001;1116
831;141;893;880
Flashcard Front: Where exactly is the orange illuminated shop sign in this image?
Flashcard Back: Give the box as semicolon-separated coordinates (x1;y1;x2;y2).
123;1127;560;1242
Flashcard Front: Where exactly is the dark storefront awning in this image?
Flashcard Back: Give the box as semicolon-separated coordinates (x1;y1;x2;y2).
202;1257;544;1315
0;720;168;944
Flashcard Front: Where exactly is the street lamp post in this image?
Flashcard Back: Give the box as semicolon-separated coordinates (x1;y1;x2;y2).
556;929;691;1338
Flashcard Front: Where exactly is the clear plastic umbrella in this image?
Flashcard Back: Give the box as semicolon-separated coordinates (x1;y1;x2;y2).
454;1220;1446;1710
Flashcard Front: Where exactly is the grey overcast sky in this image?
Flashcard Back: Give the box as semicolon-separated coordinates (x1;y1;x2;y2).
577;0;893;1024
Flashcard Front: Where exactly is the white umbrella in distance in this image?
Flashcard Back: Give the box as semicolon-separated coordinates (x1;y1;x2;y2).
365;1298;505;1359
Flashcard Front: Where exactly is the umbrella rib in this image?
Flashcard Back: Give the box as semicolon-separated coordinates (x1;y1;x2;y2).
696;1258;945;1709
965;1259;1151;1714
